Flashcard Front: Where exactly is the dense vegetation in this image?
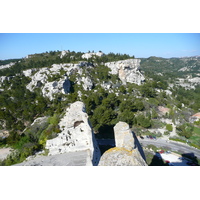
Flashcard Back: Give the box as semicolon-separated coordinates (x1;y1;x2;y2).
0;51;200;165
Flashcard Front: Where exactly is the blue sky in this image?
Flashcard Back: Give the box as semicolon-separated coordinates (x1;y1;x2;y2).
0;33;200;60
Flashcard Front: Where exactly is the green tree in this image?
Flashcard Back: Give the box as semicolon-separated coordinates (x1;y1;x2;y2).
141;83;156;98
117;110;135;126
136;114;151;128
177;123;194;139
151;108;158;119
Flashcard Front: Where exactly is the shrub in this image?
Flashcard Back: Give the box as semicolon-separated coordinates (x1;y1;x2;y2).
166;124;173;132
164;131;170;135
48;114;59;125
176;123;194;139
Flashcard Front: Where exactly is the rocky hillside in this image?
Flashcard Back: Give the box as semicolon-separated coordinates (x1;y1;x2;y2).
0;50;200;165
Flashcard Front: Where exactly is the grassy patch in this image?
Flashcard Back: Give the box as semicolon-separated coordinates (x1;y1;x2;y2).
193;126;200;135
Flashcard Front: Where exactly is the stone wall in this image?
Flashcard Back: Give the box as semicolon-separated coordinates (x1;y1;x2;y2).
46;101;101;166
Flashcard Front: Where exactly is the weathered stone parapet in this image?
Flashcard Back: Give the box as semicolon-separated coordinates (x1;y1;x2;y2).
114;121;134;151
98;147;147;166
98;121;147;166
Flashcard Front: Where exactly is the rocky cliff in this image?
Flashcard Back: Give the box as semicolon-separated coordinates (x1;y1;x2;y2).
23;62;94;100
21;58;144;101
98;121;147;166
46;101;101;165
105;59;145;85
25;66;71;100
81;51;104;59
0;62;15;70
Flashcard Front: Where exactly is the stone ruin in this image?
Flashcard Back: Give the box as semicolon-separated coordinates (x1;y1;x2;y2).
98;121;147;166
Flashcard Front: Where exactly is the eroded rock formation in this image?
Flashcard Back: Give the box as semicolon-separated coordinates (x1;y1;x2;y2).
105;59;145;85
23;62;94;100
81;51;104;59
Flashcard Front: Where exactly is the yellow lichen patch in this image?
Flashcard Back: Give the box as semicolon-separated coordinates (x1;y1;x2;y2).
104;147;134;155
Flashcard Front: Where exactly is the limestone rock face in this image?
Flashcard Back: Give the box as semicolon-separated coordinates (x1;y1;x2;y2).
26;67;49;90
0;62;15;70
98;121;147;166
105;59;145;85
42;77;71;100
60;50;69;58
23;69;36;77
77;76;93;90
46;101;101;166
0;76;7;87
24;62;94;100
25;65;71;100
81;51;104;59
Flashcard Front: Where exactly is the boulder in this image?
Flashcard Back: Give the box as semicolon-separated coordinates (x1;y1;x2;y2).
46;101;101;166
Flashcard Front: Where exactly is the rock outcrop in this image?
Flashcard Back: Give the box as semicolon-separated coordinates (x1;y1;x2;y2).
60;50;69;58
46;101;101;166
82;51;104;59
0;62;15;70
77;76;93;90
26;67;71;101
98;121;147;166
41;77;71;100
105;59;145;85
23;62;95;100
